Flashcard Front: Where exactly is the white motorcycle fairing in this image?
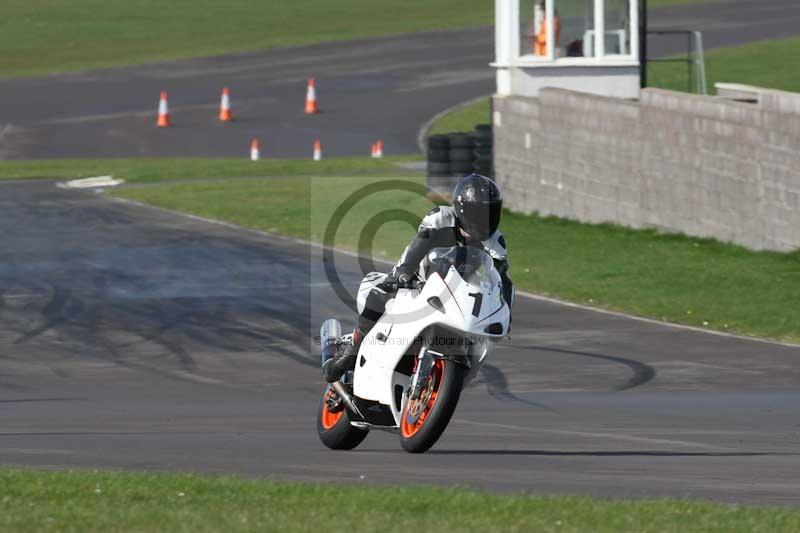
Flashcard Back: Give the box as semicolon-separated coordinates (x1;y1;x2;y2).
352;248;510;426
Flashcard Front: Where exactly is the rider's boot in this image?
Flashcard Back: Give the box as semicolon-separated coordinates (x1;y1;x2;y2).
323;329;363;383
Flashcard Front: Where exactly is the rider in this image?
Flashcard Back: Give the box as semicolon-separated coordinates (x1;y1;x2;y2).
323;174;514;383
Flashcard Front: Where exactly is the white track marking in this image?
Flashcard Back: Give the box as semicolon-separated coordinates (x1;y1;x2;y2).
37;97;278;126
397;69;492;93
653;360;765;375
453;419;736;451
170;371;226;386
515;290;800;349
0;448;72;455
59;176;124;189
3;293;39;300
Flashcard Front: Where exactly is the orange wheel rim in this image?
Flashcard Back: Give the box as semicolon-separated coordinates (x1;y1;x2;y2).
320;388;344;430
401;359;444;438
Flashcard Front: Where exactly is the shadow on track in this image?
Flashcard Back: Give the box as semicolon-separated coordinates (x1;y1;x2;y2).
478;363;556;412
471;344;656;412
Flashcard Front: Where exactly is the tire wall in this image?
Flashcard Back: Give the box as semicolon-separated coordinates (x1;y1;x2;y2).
426;125;493;195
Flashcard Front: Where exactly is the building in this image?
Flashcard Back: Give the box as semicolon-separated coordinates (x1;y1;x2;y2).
491;0;800;251
494;0;640;99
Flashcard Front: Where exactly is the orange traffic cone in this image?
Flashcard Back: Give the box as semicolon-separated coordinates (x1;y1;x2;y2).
313;140;322;161
371;139;384;158
250;138;261;161
219;87;233;122
305;78;319;114
157;91;170;127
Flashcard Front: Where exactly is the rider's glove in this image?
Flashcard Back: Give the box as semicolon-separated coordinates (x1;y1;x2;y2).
383;267;413;291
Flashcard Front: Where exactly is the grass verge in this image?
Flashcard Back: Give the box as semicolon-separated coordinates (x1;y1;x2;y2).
427;98;491;136
648;37;800;94
2;468;799;532
2;0;724;78
109;173;800;343
0;156;422;183
0;0;493;78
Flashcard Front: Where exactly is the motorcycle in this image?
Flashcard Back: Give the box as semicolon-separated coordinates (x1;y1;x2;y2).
317;245;510;453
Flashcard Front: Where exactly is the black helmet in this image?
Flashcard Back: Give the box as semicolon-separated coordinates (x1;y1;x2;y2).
452;174;503;241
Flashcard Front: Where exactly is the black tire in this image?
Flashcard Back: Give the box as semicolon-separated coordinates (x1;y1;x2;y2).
399;359;465;453
448;148;474;162
427;134;450;149
427;161;451;176
317;387;369;450
427;148;450;163
473;146;492;157
451;162;475;174
448;133;473;149
469;132;492;144
427;175;460;192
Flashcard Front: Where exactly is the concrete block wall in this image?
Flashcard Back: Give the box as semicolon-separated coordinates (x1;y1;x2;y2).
493;86;800;251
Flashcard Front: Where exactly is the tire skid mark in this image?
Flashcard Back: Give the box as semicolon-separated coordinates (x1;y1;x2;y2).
1;184;319;387
510;344;657;391
0;377;29;392
3;283;316;384
0;397;85;404
13;286;73;345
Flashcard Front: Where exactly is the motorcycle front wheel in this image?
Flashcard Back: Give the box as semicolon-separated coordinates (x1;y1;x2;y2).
317;386;369;450
399;359;465;453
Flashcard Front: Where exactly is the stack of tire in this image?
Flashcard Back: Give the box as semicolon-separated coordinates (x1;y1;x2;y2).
426;125;493;195
447;132;476;177
471;124;493;176
425;134;453;194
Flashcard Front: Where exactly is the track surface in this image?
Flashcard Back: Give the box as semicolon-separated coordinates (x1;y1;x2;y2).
1;180;799;505
1;0;799;159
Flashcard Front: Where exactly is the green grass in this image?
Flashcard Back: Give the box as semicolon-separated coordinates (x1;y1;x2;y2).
648;37;800;94
0;1;493;78
110;174;800;343
1;0;726;78
427;98;491;136
2;468;800;532
649;0;728;6
0;156;422;183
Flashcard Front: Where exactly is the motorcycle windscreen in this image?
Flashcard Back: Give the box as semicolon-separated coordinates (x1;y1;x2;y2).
425;246;500;287
427;246;509;337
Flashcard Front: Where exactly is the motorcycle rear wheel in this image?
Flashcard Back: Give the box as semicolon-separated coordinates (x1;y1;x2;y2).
399;359;465;453
317;386;369;450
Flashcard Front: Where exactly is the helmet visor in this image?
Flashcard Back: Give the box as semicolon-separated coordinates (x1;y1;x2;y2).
459;201;501;241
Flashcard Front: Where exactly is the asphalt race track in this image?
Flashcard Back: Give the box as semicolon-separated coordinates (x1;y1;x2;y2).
2;180;799;505
1;0;799;159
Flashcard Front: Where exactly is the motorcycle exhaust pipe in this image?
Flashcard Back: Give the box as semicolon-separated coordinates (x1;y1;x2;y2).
331;381;364;421
319;318;342;367
319;319;364;420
